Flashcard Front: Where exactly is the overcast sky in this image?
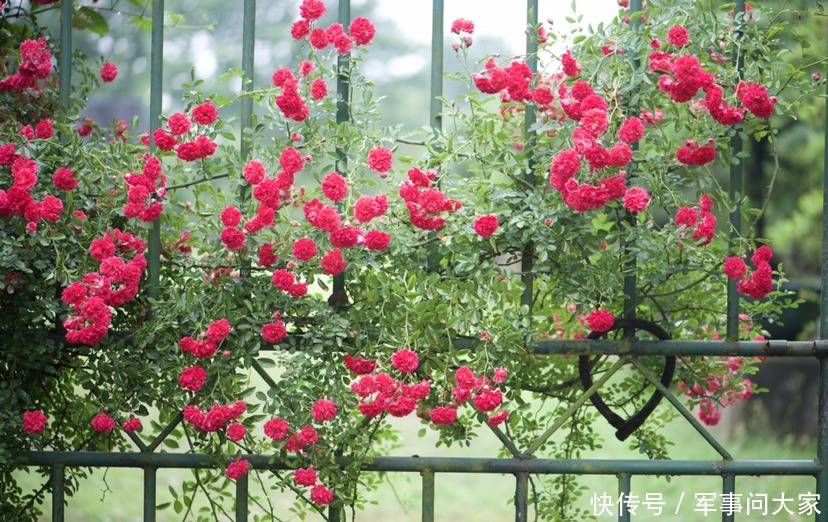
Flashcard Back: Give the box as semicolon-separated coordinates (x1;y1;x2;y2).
374;0;619;54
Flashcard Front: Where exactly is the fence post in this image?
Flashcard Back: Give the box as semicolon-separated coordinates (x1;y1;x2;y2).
514;471;529;522
235;473;249;522
331;0;351;302
429;0;443;132
239;0;256;187
59;0;72;112
421;469;435;522
726;0;746;341
147;0;164;301
623;0;643;325
51;464;65;522
618;473;630;522
520;0;538;317
426;0;444;273
143;466;156;522
816;15;828;518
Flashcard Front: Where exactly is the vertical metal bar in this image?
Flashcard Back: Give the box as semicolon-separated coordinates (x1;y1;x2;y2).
421;469;435;522
722;475;735;522
59;0;72;113
147;0;164;300
623;0;643;325
818;358;828;522
51;464;65;522
429;0;443;132
331;0;350;298
514;472;528;522
328;505;341;522
617;473;630;522
520;0;539;316
816;22;828;516
426;0;445;273
239;0;256;202
726;0;746;341
143;466;157;522
235;473;248;522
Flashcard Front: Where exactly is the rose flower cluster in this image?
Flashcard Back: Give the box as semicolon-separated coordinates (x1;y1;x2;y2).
152;101;219;161
61;229;147;345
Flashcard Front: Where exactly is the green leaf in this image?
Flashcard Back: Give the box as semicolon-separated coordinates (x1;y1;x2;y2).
74;7;110;37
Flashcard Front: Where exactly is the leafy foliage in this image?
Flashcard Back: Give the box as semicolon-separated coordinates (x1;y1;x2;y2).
0;0;820;520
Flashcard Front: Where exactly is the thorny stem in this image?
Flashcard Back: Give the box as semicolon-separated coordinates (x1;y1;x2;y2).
165;172;231;191
750;122;779;233
643;272;715;299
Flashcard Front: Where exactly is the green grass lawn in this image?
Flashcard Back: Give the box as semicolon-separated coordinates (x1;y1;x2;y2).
16;405;819;522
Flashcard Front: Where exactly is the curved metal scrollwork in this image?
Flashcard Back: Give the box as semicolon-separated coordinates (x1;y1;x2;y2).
579;318;676;441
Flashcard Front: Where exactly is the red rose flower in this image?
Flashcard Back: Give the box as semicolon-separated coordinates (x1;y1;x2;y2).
667;25;690;47
292;237;318;261
192;101;218;125
207;318;232;343
349;16;375;46
310;484;334;506
294;467;318;487
121;417;142;432
617;116;644;143
258;243;277;266
473;215;499;238
391;349;419;373
153;128;178;151
587;309;615;332
263;418;290;440
298;425;318;445
429;406;457;425
310;78;327;100
320;248;347;276
297;28;323;50
473;389;503;412
23;410;47;434
91;412;117;433
623;187;650;213
100;61;118;83
221;206;242;227
167;112;191;135
272;269;295;290
450;18;475;34
179;365;208;391
723;257;747;280
243;160;266;185
226;423;246;442
299;0;326;21
488;411;509;427
279;147;304;175
343;354;376;375
225;458;249;480
35;119;53;139
262;321;287;344
220;227;246;251
561;50;581;77
364;229;390;251
288;283;308;298
290;19;311;40
322;172;348;201
53;167;77;191
311;399;337;422
367;146;393;174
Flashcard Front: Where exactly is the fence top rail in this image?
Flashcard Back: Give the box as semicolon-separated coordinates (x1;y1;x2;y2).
452;338;828;357
20;451;820;476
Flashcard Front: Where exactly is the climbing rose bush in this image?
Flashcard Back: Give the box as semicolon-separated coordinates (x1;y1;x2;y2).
0;0;818;520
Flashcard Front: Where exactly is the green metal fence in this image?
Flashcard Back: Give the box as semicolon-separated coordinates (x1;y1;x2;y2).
19;0;828;521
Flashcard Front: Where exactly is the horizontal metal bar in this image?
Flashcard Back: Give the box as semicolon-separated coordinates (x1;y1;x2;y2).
452;338;828;357
20;452;820;476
